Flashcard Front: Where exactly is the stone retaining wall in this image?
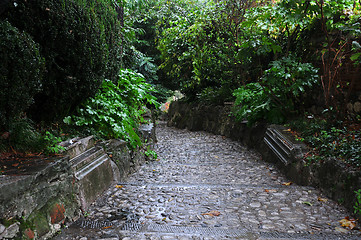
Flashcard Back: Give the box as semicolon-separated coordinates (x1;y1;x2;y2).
0;124;156;239
167;100;361;219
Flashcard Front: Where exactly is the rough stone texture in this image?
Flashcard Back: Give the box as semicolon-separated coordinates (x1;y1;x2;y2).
0;156;77;220
354;101;361;113
24;228;35;240
0;124;156;239
167;100;361;220
0;155;81;239
50;203;66;224
55;122;361;239
3;223;20;239
61;136;95;159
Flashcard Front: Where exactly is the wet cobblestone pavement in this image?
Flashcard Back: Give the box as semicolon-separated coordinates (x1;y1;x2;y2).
55;122;361;239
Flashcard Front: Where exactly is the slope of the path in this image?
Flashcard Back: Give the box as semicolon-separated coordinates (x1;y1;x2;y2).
55;122;361;240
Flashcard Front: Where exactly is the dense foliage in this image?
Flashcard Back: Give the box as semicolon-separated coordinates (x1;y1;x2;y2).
64;69;159;148
155;0;361;122
233;56;319;125
0;21;44;130
2;0;123;122
0;0;360;162
288;117;361;167
0;0;161;153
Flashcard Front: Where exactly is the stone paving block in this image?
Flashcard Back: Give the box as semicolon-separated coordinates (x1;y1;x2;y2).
55;122;361;240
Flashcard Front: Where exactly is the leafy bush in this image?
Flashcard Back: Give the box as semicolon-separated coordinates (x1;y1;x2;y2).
64;69;159;148
288;117;361;167
0;20;44;130
3;0;122;122
0;118;44;153
233;55;319;125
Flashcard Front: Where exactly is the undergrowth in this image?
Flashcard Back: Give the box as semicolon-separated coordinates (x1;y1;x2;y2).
287;115;361;168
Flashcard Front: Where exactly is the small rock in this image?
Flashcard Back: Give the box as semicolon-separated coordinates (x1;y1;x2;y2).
4;223;20;239
54;224;61;231
161;236;177;240
79;237;88;240
0;224;5;234
250;202;261;208
354;102;361;113
347;103;354;112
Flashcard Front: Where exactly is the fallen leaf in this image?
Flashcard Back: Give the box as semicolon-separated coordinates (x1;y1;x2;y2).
339;217;357;230
282;182;293;186
265;189;277;193
103;225;112;229
201;210;221;217
317;197;328;202
109;154;113;158
12;163;19;167
303;201;312;206
115;185;123;189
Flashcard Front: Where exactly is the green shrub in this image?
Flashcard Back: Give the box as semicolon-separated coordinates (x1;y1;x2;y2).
64;69;159;149
233;56;319;125
0;118;44;153
0;20;44;130
288;118;361;167
3;0;122;122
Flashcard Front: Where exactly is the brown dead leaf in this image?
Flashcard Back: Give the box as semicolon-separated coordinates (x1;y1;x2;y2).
265;189;277;193
201;210;221;217
317;197;328;202
282;182;293;186
115;185;123;189
339;217;357;230
103;225;112;229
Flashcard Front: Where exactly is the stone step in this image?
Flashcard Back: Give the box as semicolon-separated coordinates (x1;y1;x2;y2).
74;153;110;181
70;146;104;173
61;135;95;159
66;220;360;240
67;144;115;210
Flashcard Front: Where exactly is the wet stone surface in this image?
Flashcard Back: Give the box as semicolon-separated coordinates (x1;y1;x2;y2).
55;122;361;239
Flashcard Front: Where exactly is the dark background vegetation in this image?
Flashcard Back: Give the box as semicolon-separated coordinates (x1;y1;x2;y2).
0;0;360;167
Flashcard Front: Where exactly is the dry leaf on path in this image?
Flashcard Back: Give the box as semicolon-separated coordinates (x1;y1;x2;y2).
339;217;357;230
282;182;293;186
317;197;328;202
115;185;123;189
265;189;277;193
201;210;221;217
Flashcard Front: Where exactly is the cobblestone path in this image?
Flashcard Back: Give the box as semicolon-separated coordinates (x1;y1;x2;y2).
56;122;361;239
